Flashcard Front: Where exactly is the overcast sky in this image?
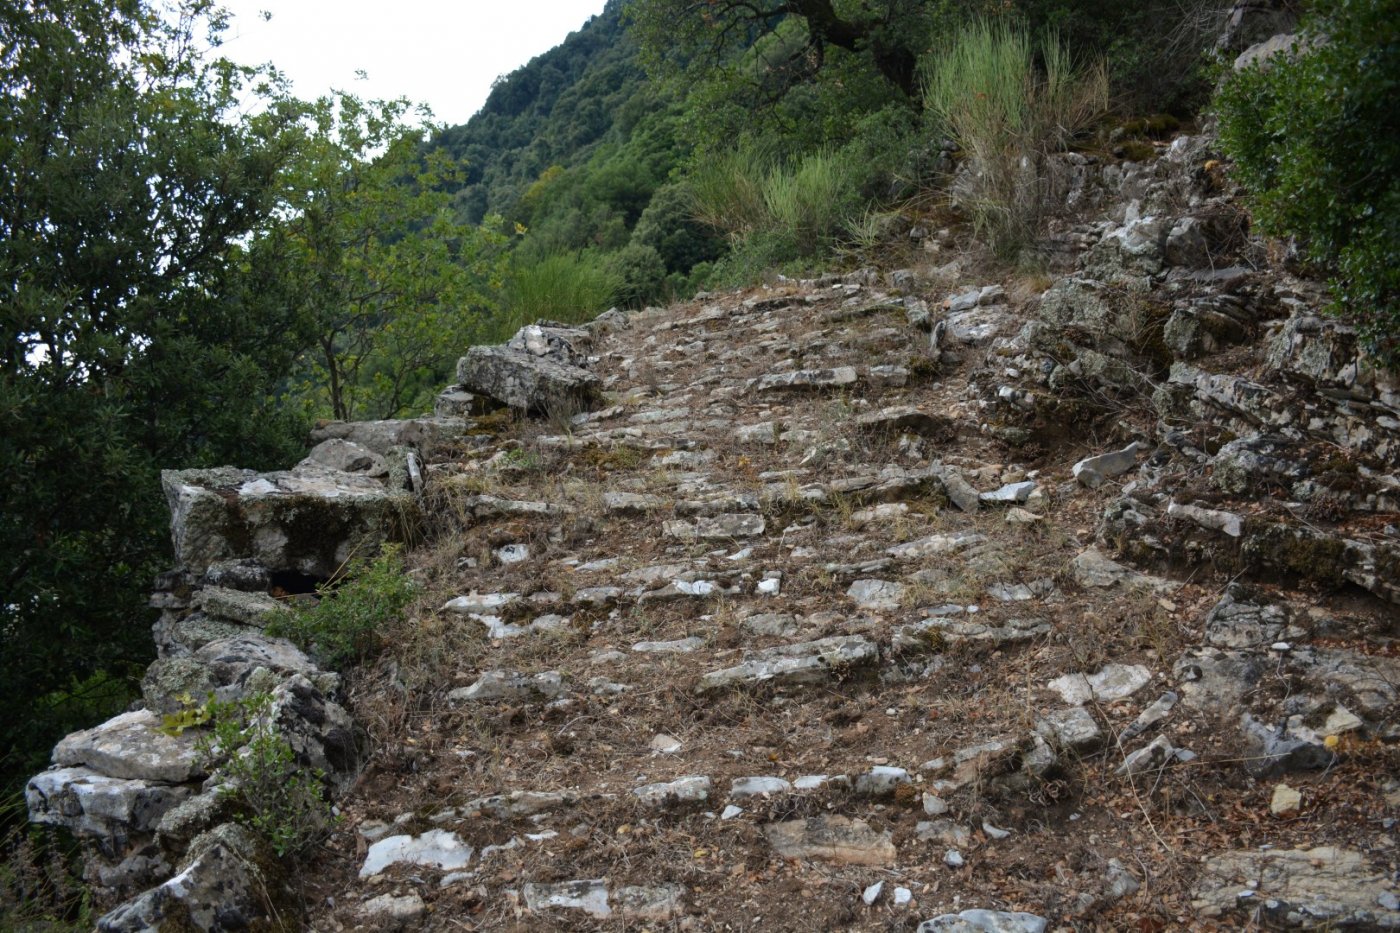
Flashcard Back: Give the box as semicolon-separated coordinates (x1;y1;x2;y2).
215;1;608;127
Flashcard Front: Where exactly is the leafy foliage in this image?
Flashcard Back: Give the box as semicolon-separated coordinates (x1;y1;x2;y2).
1215;0;1400;368
270;94;509;422
0;0;314;793
267;546;417;670
196;693;333;858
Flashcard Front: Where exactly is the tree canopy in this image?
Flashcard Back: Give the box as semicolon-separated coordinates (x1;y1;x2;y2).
626;0;932;100
0;0;503;794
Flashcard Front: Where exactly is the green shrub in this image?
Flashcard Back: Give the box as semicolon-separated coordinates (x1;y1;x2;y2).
267;546;416;670
922;19;1107;257
605;243;668;307
630;182;725;275
197;693;332;858
1215;0;1400;369
498;253;622;333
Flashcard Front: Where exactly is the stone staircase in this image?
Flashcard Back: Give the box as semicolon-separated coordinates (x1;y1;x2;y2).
27;125;1400;932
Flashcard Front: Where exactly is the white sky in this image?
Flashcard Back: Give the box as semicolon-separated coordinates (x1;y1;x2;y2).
215;1;609;127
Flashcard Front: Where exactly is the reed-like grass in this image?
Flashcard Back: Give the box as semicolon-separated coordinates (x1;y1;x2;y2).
497;253;622;335
923;20;1107;257
689;144;866;264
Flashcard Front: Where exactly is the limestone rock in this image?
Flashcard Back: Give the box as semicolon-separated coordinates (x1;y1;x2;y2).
1168;500;1243;537
359;893;426;926
1115;735;1175;776
96;823;274;932
856;406;952;437
697;636;878;693
307;417;465;457
1048;664;1152;705
1035;707;1104;753
53;710;203;784
1192;847;1400;928
162;465;414;579
1071;547;1173;590
615;884;686;920
1271;783;1302;816
447;670;564;704
764;815;896;865
979;481;1037;505
664;513;765;540
194;635;320;687
633;775;711;806
1240;714;1335;776
894;616;1050;651
1203;585;1290;649
523;880;611;919
300;438;387;476
27;767;191;839
888;531;987;560
749;366;858;392
1072;442;1142;488
360;828;473;878
507;322;593;368
939;469;982;513
917;910;1048;932
729;776;791;798
847;579;905;610
194;587;287;628
456;345;600;413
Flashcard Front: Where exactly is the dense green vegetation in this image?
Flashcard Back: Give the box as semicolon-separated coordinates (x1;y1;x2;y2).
0;0;503;804
1216;0;1400;367
426;0;1230;300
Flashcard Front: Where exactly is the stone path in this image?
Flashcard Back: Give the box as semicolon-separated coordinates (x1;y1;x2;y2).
30;123;1399;932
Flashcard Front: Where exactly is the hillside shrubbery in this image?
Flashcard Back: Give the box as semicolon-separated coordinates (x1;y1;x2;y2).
1215;0;1400;368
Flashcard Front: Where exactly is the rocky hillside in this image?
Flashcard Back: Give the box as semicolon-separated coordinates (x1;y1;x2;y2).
26;116;1400;931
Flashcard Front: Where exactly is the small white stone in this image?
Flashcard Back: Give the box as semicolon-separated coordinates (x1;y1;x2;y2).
1324;705;1363;735
721;805;744;820
944;849;964;868
862;881;884;905
893;887;912;906
1270;783;1302;816
757;578;781;596
650;734;682;755
982;821;1010;839
495;543;529;564
730;776;791;798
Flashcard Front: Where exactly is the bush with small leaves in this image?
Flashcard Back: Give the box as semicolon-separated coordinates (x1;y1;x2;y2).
196;693;333;859
1215;0;1400;369
267;546;417;670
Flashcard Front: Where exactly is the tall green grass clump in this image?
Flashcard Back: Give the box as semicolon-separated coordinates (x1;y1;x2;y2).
689;144;867;270
923;20;1107;258
687;144;773;244
500;253;622;334
763;150;863;257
